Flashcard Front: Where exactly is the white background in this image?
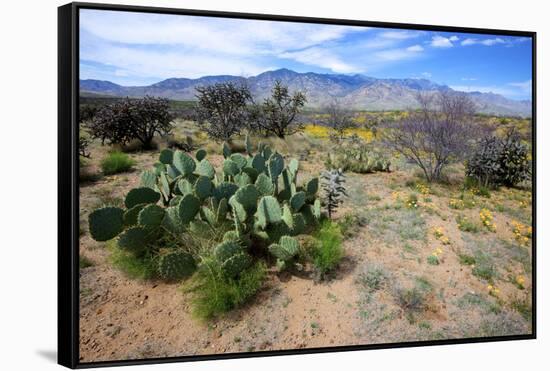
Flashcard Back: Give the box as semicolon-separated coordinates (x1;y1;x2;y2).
0;0;546;369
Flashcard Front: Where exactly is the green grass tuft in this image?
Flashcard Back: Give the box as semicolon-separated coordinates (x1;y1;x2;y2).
183;260;267;321
101;151;136;175
107;240;158;280
311;220;344;278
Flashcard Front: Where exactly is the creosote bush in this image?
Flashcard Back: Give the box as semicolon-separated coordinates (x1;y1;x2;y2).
100;151;136;175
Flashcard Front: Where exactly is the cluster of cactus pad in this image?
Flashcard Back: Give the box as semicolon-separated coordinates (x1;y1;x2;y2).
325;145;390;174
88;135;321;280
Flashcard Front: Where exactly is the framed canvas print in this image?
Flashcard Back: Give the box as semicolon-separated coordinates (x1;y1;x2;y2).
58;2;536;368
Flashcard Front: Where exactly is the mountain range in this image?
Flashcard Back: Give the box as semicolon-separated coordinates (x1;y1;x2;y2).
80;68;532;117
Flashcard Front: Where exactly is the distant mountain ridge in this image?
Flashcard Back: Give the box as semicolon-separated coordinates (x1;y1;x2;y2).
80;68;532;117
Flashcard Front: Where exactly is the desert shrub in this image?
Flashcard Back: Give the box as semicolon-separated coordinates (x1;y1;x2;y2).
323;99;355;138
321;169;347;219
325;145;391;174
456;215;480;233
393;285;427;313
427;255;439;265
184;259;267;320
466;128;530;187
89;96;173;149
253;80;307;138
356;264;388;292
337;213;368;239
195;82;253;141
383;92;477;182
100;151;135;175
311;221;344;279
472;252;497;283
458;253;476;266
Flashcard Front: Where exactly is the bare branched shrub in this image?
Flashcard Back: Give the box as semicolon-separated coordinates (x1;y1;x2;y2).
89;96;173;149
383;91;477;182
254;80;307;138
323;99;355;138
195;82;253;142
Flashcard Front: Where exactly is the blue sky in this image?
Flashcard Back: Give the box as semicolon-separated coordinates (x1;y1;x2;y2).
80;9;533;100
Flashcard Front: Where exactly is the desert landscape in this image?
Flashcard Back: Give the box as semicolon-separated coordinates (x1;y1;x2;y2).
77;9;533;364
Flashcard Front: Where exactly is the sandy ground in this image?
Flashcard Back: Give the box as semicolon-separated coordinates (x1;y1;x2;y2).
78;132;532;363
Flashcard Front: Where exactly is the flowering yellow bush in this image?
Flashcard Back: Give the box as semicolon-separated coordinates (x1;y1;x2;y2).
449;199;465;210
479;208;496;232
432;227;451;245
512;220;532;245
487;284;500;297
303;124;375;142
416;183;430;195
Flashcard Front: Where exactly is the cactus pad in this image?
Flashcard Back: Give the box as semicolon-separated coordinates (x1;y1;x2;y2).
220;252;252;278
230;153;247;170
123;203;146;226
195;148;207;161
177;179;194;196
140;170;157;189
194;176;213;200
256;196;282;228
158;250;196;281
251;154;266;173
222;159;240;177
267;153;284;182
213;241;243;262
290;191;306;212
125;187;161;209
213;181;238;201
177;194;201;223
117;226;149;255
88;206;124;241
234;184;260;214
173;150;196;176
268;236;299;261
195;159;215;179
222;142;232;158
138;204;165;227
255;173;274;196
159;148;174;165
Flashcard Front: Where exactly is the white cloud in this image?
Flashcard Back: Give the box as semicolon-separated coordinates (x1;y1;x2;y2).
508;79;532;92
449;36;459;41
279;47;362;74
379;30;422;40
421;72;432;78
406;44;424;52
430;35;454;48
374;44;424;61
461;77;478;81
461;37;506;46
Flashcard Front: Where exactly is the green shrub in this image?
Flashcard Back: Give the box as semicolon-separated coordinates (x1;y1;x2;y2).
466;129;530;187
356;264;388;292
184;260;267;320
311;221;344;278
472;252;497;283
458;253;476;266
427;255;439;265
456;215;480;233
100;151;135;175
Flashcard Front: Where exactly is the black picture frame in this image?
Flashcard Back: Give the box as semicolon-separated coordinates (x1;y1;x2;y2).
58;2;537;368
